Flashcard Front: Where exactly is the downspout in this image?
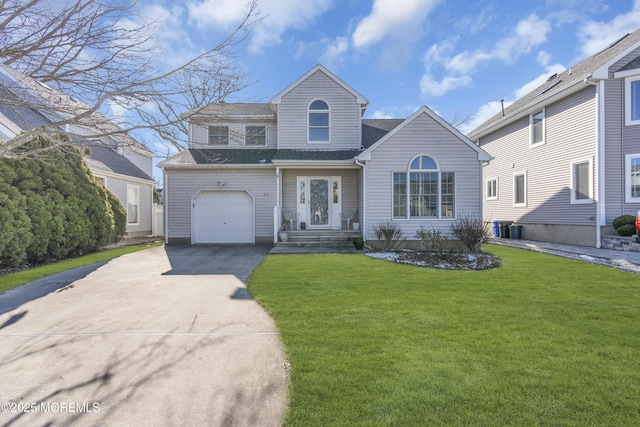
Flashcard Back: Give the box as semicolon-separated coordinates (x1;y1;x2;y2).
584;77;603;248
163;168;168;244
275;166;281;243
354;158;366;242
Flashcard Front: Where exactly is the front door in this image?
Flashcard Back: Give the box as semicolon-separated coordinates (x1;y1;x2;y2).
296;176;342;229
309;178;330;227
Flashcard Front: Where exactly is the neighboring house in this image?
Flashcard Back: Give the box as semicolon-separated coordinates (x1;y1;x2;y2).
468;28;640;247
160;64;490;246
0;64;156;237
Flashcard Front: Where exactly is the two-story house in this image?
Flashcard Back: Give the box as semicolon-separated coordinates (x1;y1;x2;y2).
160;64;490;246
0;63;156;238
468;28;640;248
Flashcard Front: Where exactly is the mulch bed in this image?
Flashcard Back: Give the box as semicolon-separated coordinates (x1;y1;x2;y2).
367;251;502;270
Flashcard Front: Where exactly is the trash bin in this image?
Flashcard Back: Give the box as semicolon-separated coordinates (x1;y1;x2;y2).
509;224;523;239
492;221;500;238
500;222;510;238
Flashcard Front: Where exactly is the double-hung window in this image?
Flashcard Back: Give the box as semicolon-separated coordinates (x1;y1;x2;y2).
625;76;640;126
626;153;640;202
127;185;139;225
513;172;527;207
530;109;545;147
393;155;455;219
571;159;593;204
486;178;498;200
245;126;266;146
308;100;330;143
208;126;229;145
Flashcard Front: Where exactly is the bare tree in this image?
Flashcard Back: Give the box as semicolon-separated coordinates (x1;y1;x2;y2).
0;0;260;159
445;109;475;132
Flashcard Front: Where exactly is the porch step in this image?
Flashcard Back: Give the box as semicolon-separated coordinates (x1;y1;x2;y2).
601;234;640;253
276;229;362;247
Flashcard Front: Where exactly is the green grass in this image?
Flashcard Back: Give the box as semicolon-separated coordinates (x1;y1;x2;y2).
247;244;640;426
0;242;163;294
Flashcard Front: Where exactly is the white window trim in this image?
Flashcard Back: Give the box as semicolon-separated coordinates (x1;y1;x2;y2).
570;158;593;204
486;177;498;201
625;153;640;203
127;184;140;225
391;155;456;220
529;108;545;148
625;76;640;126
244;125;267;146
513;171;527;207
307;99;331;144
208;125;229;146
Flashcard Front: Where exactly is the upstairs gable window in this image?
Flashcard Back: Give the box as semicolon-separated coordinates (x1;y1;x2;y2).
530;109;545;147
308;100;330;143
245;126;266;146
208;126;229;145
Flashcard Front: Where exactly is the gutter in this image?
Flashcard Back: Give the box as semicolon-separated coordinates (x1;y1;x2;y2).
354;157;366;243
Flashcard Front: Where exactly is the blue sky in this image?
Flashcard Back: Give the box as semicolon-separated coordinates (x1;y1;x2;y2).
140;0;640;178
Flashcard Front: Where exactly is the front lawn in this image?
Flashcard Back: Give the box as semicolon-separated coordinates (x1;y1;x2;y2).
247;245;640;426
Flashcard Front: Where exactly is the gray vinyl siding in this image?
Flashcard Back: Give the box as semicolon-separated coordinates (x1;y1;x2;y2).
277;70;361;150
189;122;277;149
280;168;359;213
481;86;597;225
604;79;625;222
163;167;277;240
121;148;154;177
365;112;483;241
105;175;153;234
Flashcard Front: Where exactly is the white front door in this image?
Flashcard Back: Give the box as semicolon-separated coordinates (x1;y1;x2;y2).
297;176;342;229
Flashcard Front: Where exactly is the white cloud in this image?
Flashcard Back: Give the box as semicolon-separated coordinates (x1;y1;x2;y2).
514;63;566;99
578;0;640;56
420;74;472;97
320;37;350;69
367;105;419;119
420;14;552;98
188;0;333;54
464;101;509;135
352;0;440;48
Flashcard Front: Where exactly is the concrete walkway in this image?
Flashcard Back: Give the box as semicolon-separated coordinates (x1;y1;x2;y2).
489;237;640;273
0;245;288;427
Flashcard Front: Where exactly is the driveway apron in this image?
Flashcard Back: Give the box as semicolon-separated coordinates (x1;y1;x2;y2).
0;245;288;427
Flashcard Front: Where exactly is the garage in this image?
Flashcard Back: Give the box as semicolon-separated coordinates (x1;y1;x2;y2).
192;190;255;243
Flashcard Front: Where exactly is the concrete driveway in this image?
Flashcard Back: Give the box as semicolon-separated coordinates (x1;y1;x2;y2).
0;245;288;427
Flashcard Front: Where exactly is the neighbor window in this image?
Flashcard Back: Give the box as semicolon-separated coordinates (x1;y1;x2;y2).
513;172;526;207
208;126;229;145
308;100;330;143
625;77;640;125
245;126;266;146
571;159;593;204
127;185;139;225
625;153;640;202
393;155;455;219
530;109;545;146
486;178;498;200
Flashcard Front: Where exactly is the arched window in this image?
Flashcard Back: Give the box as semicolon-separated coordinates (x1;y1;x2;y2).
393;155;455;219
308;100;330;143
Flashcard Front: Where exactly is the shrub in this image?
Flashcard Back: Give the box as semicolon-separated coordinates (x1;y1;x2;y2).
616;224;637;236
415;224;449;253
372;220;403;251
612;215;636;233
0;137;126;267
451;212;492;252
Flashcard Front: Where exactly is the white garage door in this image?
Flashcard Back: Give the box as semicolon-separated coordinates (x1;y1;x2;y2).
193;191;254;243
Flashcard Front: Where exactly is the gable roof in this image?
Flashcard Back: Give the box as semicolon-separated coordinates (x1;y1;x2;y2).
359;106;491;161
270;64;369;107
468;27;640;140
